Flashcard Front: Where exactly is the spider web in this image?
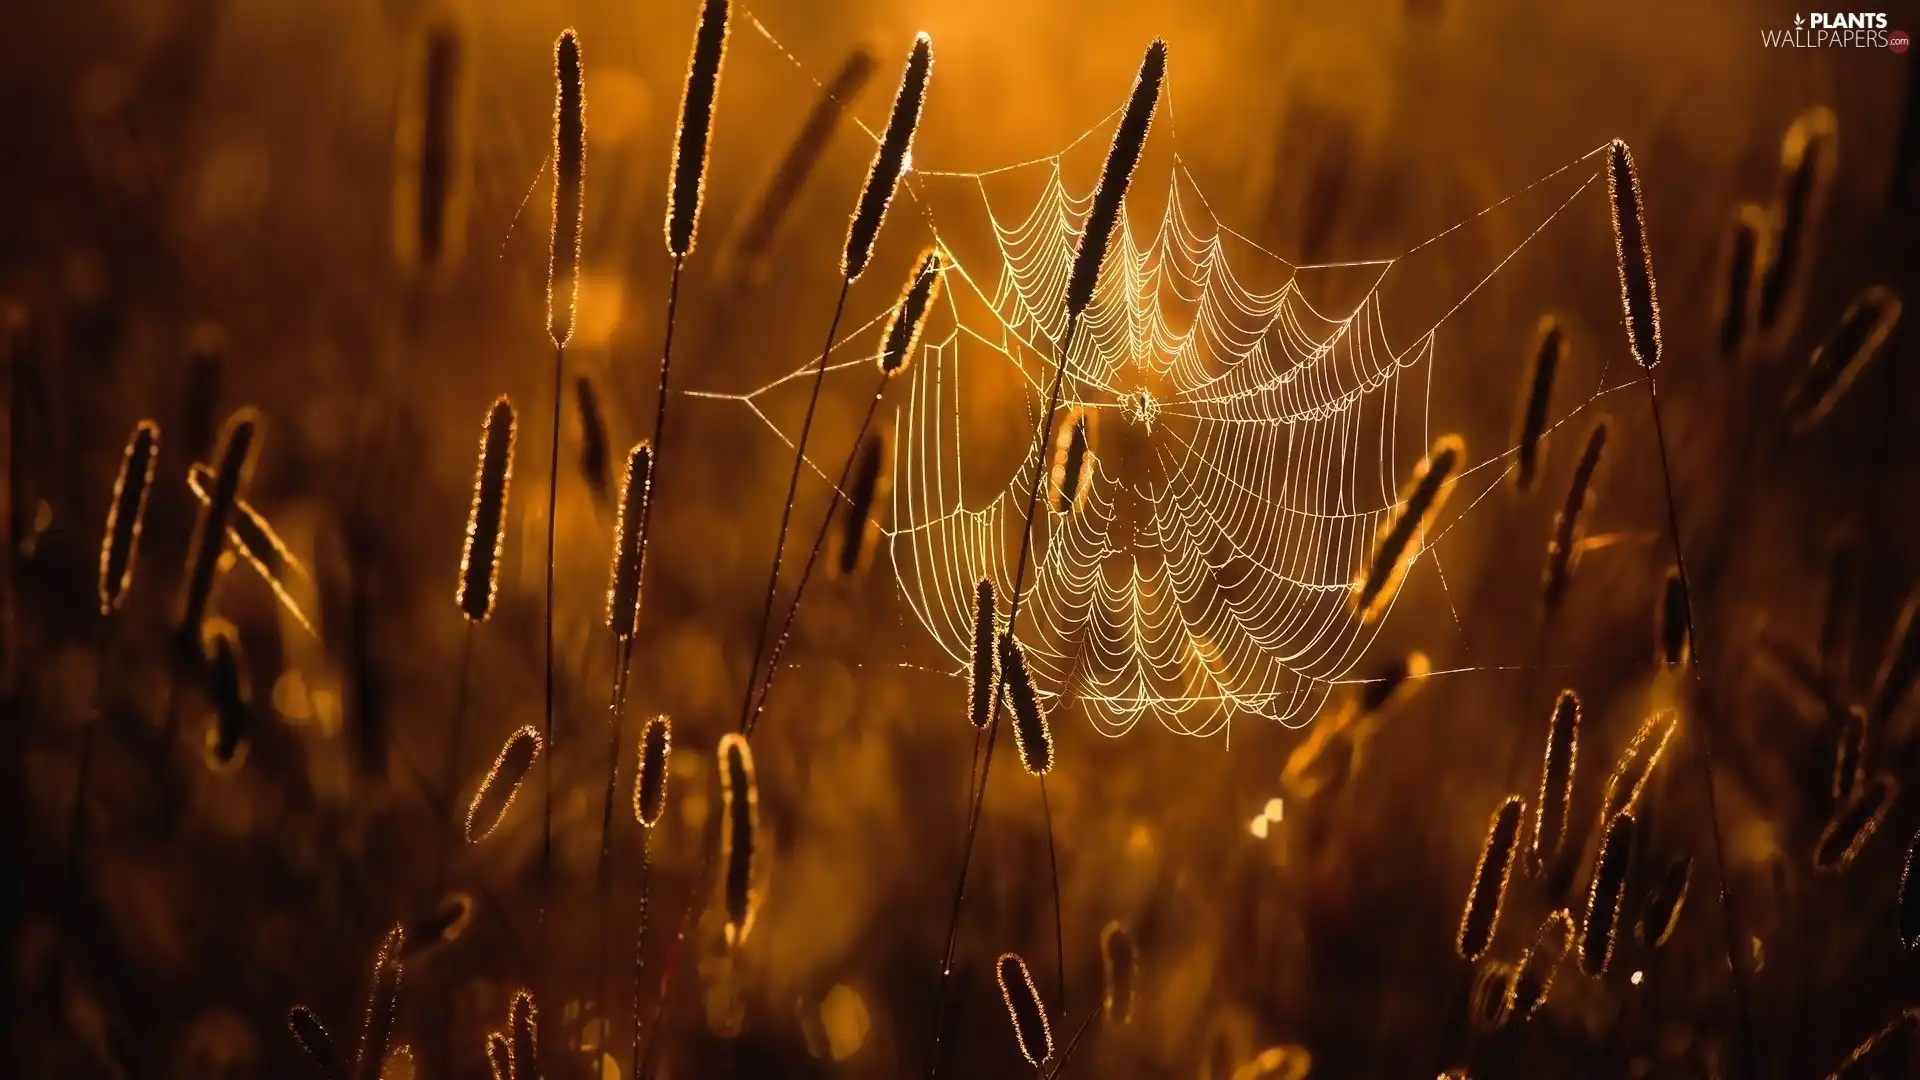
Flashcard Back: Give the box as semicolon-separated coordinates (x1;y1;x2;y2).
690;13;1625;740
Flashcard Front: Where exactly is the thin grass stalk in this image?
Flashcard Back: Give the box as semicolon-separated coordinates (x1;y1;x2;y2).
594;636;631;1042
628;715;670;1074
630;832;654;1080
925;315;1080;1072
736;281;852;731
744;250;942;735
384;753;533;977
596;442;651;1030
928;44;1163;1076
635;0;726;732
738;33;931;736
1040;775;1067;1017
741;367;885;736
1612;133;1754;1075
540;34;586;989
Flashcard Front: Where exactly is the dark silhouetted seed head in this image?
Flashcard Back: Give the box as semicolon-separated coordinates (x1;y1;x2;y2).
396;23;466;274
179;409;261;643
288;1006;341;1077
666;0;730;257
719;733;760;947
1658;566;1690;669
1513;316;1563;492
466;726;543;842
969;577;999;730
1513;909;1574;1019
1543;420;1607;612
1101;920;1136;1026
459;397;516;622
1529;689;1581;876
879;247;944;374
1816;772;1897;872
356;925;405;1080
574;375;609;501
999;632;1054;775
1638;854;1691;949
1581;812;1634;976
729;47;876;285
508;990;538;1080
1354;435;1461;622
549;29;586;347
1718;203;1766;358
606;442;653;640
201;619;251;770
98;419;159;616
1458;795;1524;961
634;715;671;828
1607;139;1661;369
1053;409;1093;513
843;34;932;281
834;428;888;578
1757;107;1838;338
996;952;1054;1065
1601;709;1678;825
1067;41;1166;318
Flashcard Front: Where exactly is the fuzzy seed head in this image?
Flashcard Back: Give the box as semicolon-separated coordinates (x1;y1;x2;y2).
996;952;1054;1065
666;0;731;257
1066;40;1166;318
1543;420;1608;612
1458;795;1524;961
1513;315;1563;492
843;34;932;281
1354;434;1462;623
548;29;586;347
719;733;761;947
634;715;672;828
879;246;944;374
1607;139;1662;369
999;632;1054;775
968;577;1000;730
1581;812;1634;976
99;419;159;616
1638;855;1692;949
465;726;543;842
459;397;516;622
1530;689;1581;876
606;441;653;639
1513;909;1574;1018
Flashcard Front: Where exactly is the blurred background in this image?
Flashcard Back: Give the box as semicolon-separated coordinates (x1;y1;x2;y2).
3;0;1917;1077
